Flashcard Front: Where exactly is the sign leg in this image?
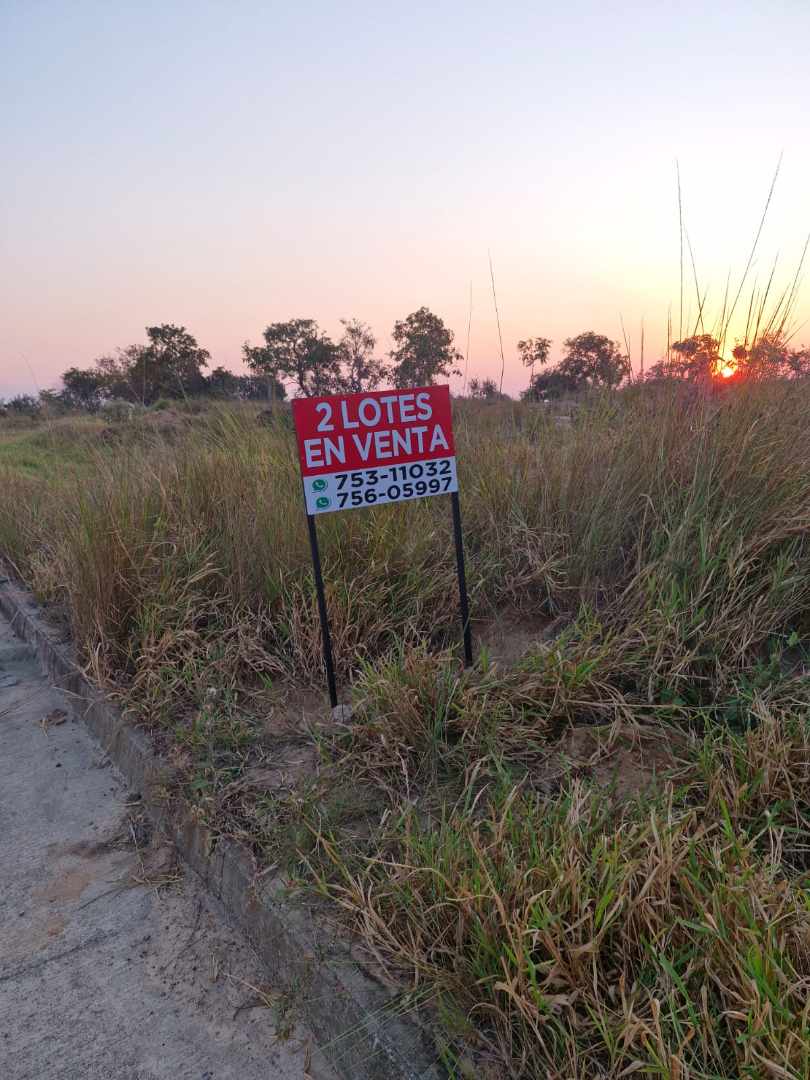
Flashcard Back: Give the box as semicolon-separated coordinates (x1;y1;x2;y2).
306;513;339;708
450;492;473;666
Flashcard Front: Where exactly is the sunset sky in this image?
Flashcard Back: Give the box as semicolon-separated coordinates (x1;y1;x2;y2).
2;1;808;399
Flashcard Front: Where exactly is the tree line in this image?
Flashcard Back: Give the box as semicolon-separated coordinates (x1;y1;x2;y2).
519;331;810;399
645;333;810;383
2;308;461;415
3;311;809;418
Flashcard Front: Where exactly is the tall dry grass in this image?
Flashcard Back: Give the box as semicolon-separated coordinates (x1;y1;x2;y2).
3;384;810;1075
4;385;809;708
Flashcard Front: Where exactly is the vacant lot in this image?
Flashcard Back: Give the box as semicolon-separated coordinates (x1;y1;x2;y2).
3;386;810;1078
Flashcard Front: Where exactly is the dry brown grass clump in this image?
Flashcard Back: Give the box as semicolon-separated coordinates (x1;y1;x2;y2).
311;737;810;1078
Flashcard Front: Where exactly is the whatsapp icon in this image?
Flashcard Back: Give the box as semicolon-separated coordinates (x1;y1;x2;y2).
315;496;330;509
313;478;327;492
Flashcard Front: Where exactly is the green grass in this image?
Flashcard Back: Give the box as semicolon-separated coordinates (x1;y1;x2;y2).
0;417;103;477
3;386;810;1076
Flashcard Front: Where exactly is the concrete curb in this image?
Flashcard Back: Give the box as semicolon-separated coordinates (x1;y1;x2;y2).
0;573;443;1080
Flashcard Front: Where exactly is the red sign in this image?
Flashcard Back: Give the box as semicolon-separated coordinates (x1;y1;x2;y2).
292;385;458;515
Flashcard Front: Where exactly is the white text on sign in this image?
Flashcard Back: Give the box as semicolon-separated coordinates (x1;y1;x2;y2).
292;385;458;516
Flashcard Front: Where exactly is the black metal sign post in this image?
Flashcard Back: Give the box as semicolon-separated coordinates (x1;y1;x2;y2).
292;385;472;707
305;511;338;709
306;490;472;709
450;491;473;667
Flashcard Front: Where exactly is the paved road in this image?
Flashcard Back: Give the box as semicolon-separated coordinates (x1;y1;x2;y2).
0;613;333;1080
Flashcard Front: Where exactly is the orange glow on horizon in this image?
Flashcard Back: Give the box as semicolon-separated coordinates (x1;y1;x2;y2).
714;347;740;379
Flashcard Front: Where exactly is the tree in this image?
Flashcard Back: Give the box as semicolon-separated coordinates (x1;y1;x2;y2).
94;346;144;402
39;389;71;416
557;332;629;389
241;343;287;403
238;374;287;402
245;319;341;397
6;394;40;417
646;335;720;383
670;335;719;382
522;370;579;401
468;377;507;400
205;367;287;401
54;326;212;411
517;336;552;387
389;307;462;388
206;366;241;398
60;366;106;411
731;335;810;380
337;319;388;393
786;346;810;379
127;324;210;404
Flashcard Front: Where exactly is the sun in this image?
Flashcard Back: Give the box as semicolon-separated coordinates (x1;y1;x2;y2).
714;348;739;379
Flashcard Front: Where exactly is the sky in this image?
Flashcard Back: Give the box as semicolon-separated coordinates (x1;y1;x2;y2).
2;1;809;399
